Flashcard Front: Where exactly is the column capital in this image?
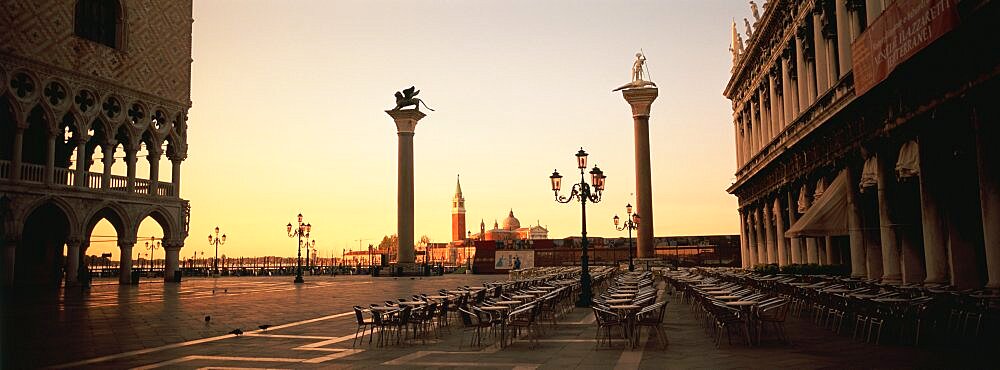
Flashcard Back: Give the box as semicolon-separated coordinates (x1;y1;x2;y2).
118;239;137;249
162;241;184;251
622;87;658;117
386;109;427;133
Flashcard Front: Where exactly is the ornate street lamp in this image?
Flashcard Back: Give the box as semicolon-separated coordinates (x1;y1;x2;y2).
614;204;640;272
550;147;606;307
145;238;160;277
286;213;311;283
208;227;227;277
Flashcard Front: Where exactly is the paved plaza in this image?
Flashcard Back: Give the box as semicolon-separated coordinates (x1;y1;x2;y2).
0;274;990;369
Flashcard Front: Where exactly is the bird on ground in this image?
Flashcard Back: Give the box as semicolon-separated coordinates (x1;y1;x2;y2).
229;329;244;336
224;288;228;293
204;316;211;323
258;324;272;332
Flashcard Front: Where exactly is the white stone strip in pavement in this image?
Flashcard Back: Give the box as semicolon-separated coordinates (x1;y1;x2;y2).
382;350;537;369
613;328;648;370
48;311;355;369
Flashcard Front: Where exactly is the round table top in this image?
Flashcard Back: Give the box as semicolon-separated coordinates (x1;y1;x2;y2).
609;305;642;310
605;299;633;304
716;295;741;300
424;295;450;299
480;306;508;311
610;293;634;298
447;290;471;294
511;295;534;299
726;301;757;306
523;290;547;294
707;291;733;296
495;300;522;305
534;286;556;290
370;306;399;311
398;301;426;306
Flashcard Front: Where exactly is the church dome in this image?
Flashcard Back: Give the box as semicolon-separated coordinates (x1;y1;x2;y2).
502;210;520;230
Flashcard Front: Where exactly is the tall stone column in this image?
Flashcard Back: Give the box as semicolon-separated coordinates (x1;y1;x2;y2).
148;150;161;196
764;200;777;264
836;0;854;76
101;143;115;189
739;210;749;268
774;197;788;266
45;133;56;185
781;55;793;124
65;238;82;285
876;153;902;283
974;110;1000;288
825;236;836;265
918;137;949;285
847;0;867;40
387;109;427;266
74;138;87;187
119;240;135;284
786;190;803;264
759;89;771;144
795;32;808;114
11;128;24;182
806;238;819;264
734;119;742;167
622;87;658;258
846;167;868;277
163;242;182;282
755;207;767;264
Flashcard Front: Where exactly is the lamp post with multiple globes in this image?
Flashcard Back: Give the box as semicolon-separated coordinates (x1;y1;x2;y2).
145;238;160;277
286;213;311;283
208;227;226;277
613;204;640;272
549;148;606;307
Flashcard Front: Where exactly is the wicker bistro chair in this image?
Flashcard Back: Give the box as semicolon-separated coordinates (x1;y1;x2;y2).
635;301;669;349
755;299;791;344
593;306;627;349
458;307;491;347
353;306;375;347
712;303;752;347
506;304;539;348
388;306;413;345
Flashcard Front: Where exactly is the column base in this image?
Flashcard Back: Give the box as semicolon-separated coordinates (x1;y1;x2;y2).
880;275;903;285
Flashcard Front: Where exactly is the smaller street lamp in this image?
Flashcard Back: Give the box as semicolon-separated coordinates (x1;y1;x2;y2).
287;213;311;283
145;238;160;277
208;227;226;277
613;204;640;272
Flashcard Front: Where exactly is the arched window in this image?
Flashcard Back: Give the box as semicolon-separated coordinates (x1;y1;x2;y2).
74;0;122;49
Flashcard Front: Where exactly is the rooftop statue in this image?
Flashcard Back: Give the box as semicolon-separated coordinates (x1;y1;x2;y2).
391;86;435;111
750;1;761;22
613;52;657;91
744;18;753;38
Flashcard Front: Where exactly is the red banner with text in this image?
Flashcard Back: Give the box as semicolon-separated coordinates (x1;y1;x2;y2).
851;0;958;94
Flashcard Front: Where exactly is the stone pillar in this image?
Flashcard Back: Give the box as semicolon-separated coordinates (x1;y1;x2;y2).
11;128;24;182
918;138;949;286
739;210;750;268
795;33;808;114
65;238;82;285
759;89;771;144
806;238;819;264
846;167;868;277
786;190;803;264
125;147;137;193
764;201;777;264
622;87;658;258
781;55;793;124
866;0;883;26
876;153;902;283
163;242;182;282
847;0;867;40
119;240;135;284
74;138;87;187
171;158;183;197
148;150;161;196
974;111;1000;288
769;73;781;133
45;133;56;185
747;210;759;266
387;109;427;266
812;10;830;93
825;236;836;265
734;119;742;167
2;239;17;288
774;197;788;266
755;207;767;264
101;143;114;189
749;103;759;153
835;0;853;76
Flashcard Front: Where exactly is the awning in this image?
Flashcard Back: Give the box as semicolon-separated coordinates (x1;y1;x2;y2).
896;140;920;179
785;171;848;238
860;155;878;191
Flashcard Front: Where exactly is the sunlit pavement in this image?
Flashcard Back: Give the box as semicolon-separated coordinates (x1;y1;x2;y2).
1;275;987;369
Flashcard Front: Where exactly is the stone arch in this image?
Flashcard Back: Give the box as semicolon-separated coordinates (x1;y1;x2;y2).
83;201;133;243
17;195;81;239
133;206;176;241
15;200;73;288
1;94;19;162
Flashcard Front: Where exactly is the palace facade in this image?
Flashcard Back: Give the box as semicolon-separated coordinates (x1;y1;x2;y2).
726;0;999;289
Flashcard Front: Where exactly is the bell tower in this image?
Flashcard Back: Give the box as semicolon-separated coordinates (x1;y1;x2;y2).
452;175;466;241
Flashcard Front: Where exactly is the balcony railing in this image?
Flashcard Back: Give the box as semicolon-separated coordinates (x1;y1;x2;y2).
0;159;177;197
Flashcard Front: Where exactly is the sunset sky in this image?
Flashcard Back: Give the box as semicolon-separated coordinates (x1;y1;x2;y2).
90;0;754;261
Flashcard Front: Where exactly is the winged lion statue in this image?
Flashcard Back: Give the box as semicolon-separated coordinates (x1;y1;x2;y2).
391;86;435;111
